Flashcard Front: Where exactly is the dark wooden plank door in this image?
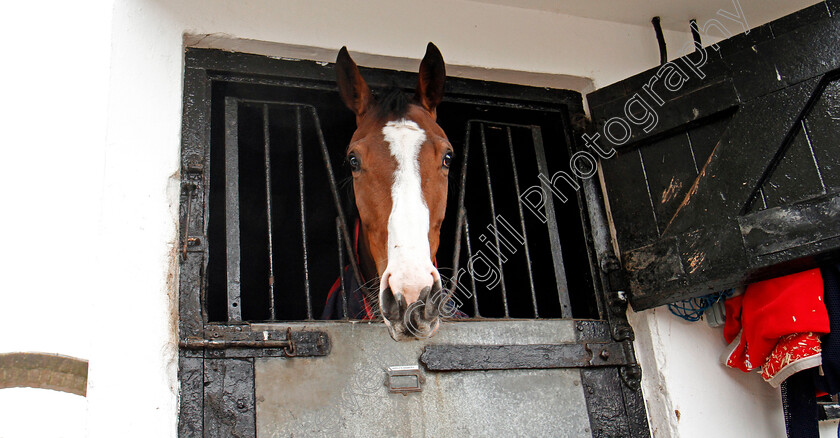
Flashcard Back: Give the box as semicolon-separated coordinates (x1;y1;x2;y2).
587;2;840;310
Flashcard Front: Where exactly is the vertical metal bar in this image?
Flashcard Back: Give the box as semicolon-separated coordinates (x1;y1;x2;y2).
181;183;196;261
478;123;509;317
580;170;612;320
295;107;313;320
447;206;466;300
451;121;474;314
463;213;480;317
336;217;349;320
224;96;243;322
531;126;572;317
263;105;277;321
308;107;365;291
558;113;603;320
506;127;539;318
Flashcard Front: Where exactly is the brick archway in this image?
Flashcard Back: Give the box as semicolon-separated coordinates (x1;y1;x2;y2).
0;353;88;396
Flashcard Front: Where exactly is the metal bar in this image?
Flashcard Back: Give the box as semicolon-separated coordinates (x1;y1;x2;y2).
193;328;331;357
180;339;292;350
295;107;313;320
451;120;475;313
224;96;243;322
421;342;631;371
463;213;480;317
263;105;277;321
580;170;619;322
308;107;365;292
557;113;605;321
181;182;196;261
456;121;473;216
218;88;566;113
531;126;573;317
463;119;539;130
478;123;509;317
447;206;466;301
506;126;539;318
233;101;363;294
336;217;349;320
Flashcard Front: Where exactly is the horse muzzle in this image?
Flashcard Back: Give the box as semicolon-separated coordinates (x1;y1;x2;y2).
380;280;444;341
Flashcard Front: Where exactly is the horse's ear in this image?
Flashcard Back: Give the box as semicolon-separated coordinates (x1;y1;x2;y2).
415;42;446;119
336;46;373;121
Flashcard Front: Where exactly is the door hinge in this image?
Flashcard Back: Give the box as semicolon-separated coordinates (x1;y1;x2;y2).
602;255;627;297
601;255;636;342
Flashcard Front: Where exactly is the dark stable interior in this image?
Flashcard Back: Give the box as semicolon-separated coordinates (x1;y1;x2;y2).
206;79;598;322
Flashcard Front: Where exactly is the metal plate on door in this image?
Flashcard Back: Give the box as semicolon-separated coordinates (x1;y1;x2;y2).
385;365;425;394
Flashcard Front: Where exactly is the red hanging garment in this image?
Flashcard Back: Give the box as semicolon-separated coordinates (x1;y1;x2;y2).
723;269;827;386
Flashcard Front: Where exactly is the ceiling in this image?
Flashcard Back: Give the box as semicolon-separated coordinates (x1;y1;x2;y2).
466;0;823;32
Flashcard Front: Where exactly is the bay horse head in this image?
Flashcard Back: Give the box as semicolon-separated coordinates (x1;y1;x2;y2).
336;43;451;341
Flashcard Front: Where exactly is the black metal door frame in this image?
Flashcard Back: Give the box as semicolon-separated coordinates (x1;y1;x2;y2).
177;47;649;437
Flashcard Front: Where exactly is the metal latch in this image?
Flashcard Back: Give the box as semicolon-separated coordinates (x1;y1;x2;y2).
180;327;330;358
385;365;425;394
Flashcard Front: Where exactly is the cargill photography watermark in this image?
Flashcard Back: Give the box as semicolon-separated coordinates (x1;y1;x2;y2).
402;0;752;337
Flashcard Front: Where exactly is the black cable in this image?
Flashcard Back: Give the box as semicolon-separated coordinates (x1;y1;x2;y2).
690;19;702;51
651;16;667;65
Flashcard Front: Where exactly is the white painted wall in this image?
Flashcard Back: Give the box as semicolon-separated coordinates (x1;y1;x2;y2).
0;0;833;437
632;309;784;437
0;1;113;437
631;308;840;437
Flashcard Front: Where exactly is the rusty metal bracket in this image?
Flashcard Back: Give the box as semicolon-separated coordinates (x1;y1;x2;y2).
180;159;204;262
180;182;198;261
584;340;631;367
180;326;330;358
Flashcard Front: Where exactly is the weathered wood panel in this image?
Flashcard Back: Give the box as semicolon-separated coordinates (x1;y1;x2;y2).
588;2;840;309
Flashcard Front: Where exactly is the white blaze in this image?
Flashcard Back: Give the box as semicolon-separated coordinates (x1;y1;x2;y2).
381;120;436;304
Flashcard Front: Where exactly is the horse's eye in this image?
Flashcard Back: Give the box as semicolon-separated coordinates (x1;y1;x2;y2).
442;151;453;169
348;153;361;171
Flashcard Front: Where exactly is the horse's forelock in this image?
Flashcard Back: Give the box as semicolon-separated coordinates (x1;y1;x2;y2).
375;87;412;121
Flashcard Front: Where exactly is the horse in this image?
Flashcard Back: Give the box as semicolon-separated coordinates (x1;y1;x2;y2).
324;43;453;341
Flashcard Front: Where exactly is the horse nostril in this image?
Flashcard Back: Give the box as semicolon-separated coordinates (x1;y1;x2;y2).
418;286;431;304
424;281;442;320
381;287;400;321
397;294;407;317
